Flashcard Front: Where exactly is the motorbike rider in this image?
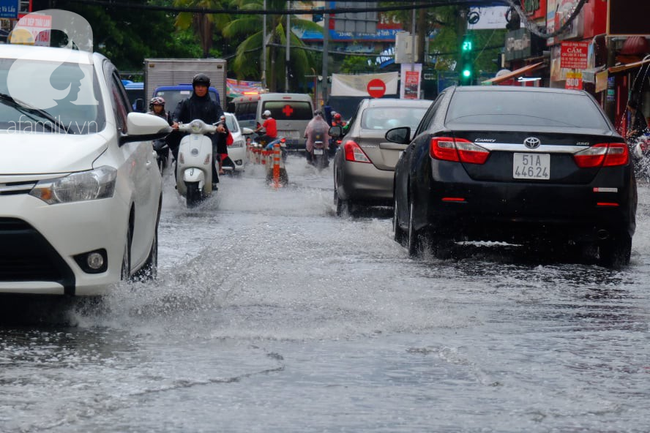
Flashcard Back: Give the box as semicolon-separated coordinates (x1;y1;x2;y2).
148;96;172;169
254;109;277;145
172;73;227;187
331;112;346;128
304;110;330;164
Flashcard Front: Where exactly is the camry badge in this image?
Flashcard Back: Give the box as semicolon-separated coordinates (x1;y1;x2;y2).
524;137;541;149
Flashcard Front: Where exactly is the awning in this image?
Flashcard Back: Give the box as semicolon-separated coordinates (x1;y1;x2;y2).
482;62;545;85
609;57;650;75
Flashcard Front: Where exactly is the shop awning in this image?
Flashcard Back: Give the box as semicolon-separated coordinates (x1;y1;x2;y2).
482;62;545;85
609;57;650;74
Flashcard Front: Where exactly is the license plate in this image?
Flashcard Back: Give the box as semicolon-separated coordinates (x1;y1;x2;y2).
513;153;550;180
279;130;300;139
313;148;324;155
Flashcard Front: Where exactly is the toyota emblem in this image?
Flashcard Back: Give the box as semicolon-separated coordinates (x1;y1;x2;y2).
524;137;541;149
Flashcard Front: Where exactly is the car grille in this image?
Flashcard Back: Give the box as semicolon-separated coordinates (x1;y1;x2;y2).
0;181;36;196
0;218;75;294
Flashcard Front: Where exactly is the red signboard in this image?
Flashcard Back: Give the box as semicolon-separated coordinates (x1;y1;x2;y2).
560;41;589;69
565;71;583;90
367;79;386;98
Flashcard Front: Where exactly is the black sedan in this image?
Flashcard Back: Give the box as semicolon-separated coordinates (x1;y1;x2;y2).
389;86;637;268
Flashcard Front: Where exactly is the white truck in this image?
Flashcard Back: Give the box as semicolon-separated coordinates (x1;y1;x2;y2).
143;58;227;109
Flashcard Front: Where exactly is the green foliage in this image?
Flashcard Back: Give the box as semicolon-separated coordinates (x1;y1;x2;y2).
340;56;378;74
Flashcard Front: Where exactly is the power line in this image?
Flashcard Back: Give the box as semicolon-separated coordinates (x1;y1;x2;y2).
62;0;509;15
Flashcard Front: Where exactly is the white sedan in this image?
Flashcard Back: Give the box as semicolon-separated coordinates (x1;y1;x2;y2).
224;112;253;173
0;44;170;296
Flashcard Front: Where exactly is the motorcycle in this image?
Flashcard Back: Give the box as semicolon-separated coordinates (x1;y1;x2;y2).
175;119;218;207
310;133;329;172
153;137;169;173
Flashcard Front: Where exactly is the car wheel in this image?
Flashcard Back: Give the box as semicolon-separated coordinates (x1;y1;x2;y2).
407;200;421;257
133;221;158;281
121;223;132;281
334;189;350;217
393;197;406;245
599;233;632;268
186;182;201;208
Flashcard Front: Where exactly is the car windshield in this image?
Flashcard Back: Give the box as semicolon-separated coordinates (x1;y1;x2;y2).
0;58;105;134
446;90;610;129
156;89;219;115
361;107;428;130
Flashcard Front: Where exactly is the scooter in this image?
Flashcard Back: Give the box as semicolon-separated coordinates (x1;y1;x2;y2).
176;119;218;207
153;137;169;173
310;135;329;172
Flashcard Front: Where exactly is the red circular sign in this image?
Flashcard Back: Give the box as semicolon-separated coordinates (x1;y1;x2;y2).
367;79;386;98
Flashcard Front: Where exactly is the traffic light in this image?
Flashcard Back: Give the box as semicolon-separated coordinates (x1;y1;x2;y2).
459;34;474;85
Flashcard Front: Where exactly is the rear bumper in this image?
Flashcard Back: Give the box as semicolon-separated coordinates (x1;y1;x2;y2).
416;163;636;244
337;160;394;204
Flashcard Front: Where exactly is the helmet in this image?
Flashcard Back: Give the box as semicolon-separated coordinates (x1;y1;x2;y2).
263;110;271;118
149;96;165;109
192;73;211;87
333;113;341;120
314;110;322;116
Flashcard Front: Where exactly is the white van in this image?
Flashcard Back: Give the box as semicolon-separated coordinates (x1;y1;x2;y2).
233;93;314;151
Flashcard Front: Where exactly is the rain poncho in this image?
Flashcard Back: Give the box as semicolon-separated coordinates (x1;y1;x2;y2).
304;114;331;152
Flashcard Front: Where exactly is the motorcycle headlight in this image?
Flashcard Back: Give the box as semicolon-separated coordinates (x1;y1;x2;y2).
29;166;117;205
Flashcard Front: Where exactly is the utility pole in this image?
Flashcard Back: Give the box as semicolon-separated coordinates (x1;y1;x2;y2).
262;0;267;89
285;0;290;93
322;13;329;107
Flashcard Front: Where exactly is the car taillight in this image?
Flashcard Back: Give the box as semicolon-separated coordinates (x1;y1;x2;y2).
344;140;371;163
430;137;490;165
573;143;629;168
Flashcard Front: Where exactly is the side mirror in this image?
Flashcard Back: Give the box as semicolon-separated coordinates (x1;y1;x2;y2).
329;125;343;138
134;98;145;113
120;112;171;146
385;127;411;145
242;127;254;135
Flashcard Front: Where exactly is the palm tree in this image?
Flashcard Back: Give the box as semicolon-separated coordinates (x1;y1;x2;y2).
174;0;231;58
222;0;323;92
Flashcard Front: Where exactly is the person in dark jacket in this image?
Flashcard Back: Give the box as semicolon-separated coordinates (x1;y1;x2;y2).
171;73;227;186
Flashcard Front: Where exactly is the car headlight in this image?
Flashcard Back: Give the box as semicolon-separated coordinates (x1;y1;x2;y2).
232;139;245;148
29;166;117;204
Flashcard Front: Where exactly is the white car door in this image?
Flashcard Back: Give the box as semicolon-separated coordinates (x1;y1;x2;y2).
106;65;159;269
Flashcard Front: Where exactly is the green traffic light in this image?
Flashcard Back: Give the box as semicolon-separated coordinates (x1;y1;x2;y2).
462;41;473;52
462;69;471;78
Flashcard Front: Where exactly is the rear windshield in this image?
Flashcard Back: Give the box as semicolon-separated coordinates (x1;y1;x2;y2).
446;90;610;129
362;107;428;130
156;89;219;114
262;101;313;121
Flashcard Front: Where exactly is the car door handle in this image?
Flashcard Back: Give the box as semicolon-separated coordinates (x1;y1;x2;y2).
379;142;408;151
145;160;153;169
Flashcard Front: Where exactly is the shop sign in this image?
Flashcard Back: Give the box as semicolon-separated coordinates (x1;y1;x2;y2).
595;71;608;93
505;29;531;61
565;71;583;90
560;41;589;69
0;0;18;19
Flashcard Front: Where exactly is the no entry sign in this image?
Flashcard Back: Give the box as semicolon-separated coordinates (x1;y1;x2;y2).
367;79;386;98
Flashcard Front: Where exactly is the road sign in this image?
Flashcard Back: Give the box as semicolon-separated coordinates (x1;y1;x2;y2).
367;78;386;98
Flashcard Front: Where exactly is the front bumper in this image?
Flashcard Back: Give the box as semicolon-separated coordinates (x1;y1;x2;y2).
0;193;129;296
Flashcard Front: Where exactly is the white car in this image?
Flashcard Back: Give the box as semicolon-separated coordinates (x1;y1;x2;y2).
0;44;170;296
224;112;253;173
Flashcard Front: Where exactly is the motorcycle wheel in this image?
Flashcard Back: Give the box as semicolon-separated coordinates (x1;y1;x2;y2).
186;182;201;208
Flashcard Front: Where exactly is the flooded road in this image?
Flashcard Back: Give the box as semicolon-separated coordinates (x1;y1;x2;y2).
1;155;650;432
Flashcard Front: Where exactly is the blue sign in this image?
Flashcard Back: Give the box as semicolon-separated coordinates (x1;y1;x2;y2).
0;0;18;19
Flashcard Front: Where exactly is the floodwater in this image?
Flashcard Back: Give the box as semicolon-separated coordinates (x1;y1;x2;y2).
1;155;649;432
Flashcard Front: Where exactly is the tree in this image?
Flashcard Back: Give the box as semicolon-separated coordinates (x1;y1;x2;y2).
221;0;322;92
340;56;378;74
174;0;230;58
